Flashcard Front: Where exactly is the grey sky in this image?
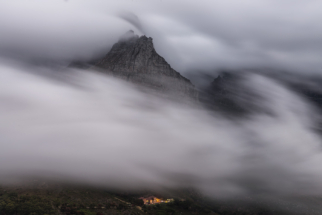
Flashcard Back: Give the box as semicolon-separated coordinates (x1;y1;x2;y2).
0;0;321;74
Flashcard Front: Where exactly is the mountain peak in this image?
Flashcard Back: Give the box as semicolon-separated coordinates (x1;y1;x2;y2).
95;32;198;99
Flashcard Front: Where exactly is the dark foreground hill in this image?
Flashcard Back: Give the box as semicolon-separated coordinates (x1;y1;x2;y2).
4;184;322;215
0;185;220;215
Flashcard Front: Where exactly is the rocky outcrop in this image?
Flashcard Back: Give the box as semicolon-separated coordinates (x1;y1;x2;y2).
198;72;250;115
95;30;197;100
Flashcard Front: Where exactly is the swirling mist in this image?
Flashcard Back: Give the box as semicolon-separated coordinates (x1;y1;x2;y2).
1;62;322;201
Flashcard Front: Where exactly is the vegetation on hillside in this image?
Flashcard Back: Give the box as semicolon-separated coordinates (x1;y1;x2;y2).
0;185;219;215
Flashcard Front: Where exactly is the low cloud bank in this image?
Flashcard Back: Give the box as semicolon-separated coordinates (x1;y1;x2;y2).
1;62;322;202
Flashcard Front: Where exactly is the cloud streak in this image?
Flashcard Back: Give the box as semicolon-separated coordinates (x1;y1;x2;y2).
1;0;322;73
1;63;322;202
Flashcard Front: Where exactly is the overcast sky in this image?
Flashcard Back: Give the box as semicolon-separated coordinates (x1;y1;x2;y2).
0;0;322;75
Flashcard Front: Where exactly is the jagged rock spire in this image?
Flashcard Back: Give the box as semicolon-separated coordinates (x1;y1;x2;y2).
96;31;198;99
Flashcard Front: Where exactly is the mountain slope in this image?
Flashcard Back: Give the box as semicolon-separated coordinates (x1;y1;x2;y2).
95;30;198;99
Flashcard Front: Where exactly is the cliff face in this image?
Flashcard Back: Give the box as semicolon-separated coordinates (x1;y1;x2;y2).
96;30;197;99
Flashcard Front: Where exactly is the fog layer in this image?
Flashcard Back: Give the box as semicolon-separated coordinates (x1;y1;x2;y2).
1;63;322;200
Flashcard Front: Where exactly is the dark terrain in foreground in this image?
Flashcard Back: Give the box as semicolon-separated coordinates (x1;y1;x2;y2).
0;184;216;215
2;184;316;215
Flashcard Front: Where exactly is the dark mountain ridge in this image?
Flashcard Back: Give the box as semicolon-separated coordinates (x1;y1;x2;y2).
95;30;198;100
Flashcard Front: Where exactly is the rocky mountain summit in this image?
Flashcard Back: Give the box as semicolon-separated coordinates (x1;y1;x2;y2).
95;30;198;100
